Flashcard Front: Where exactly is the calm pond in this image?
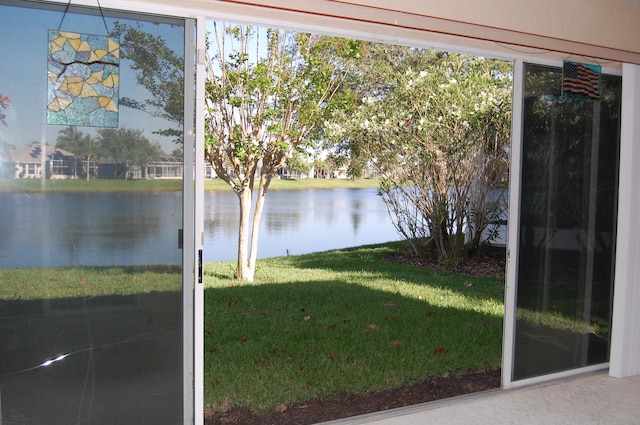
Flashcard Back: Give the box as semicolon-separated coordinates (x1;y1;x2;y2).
0;188;399;268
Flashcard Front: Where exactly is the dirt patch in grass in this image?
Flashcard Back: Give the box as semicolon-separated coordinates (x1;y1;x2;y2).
204;245;506;425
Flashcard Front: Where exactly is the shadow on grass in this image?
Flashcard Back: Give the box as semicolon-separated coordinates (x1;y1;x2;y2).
203;271;503;413
263;242;505;305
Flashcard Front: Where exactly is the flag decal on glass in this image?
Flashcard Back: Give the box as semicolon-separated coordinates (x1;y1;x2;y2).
563;61;601;100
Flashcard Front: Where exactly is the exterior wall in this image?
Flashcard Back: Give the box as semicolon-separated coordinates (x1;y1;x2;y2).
337;0;640;61
14;162;42;179
121;0;640;64
610;63;640;378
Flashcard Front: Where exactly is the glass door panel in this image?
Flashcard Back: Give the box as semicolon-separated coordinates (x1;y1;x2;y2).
0;2;188;423
513;63;621;381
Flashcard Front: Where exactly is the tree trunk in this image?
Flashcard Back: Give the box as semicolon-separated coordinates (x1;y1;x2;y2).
246;173;271;279
236;186;254;281
86;154;91;182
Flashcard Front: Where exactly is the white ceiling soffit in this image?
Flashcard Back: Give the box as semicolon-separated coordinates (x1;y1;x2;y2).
182;0;640;66
65;0;638;67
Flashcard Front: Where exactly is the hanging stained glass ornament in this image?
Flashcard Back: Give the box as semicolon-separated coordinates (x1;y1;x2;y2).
47;29;120;127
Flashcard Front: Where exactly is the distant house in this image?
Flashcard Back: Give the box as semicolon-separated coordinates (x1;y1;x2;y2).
2;146;185;180
9;142;75;179
97;156;184;179
146;156;184;179
96;159;127;179
277;166;312;180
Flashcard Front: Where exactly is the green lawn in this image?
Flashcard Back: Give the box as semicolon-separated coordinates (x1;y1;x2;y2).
0;265;182;299
0;178;183;193
203;242;504;414
0;241;505;416
0;177;380;193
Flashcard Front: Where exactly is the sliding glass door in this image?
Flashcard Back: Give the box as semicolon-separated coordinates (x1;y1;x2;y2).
0;2;194;423
511;63;621;381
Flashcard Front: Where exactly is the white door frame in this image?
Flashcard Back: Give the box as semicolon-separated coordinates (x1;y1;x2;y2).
182;16;196;425
501;59;623;389
610;63;640;379
183;16;206;425
501;58;524;389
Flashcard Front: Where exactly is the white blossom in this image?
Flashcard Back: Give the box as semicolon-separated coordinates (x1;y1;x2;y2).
362;96;376;104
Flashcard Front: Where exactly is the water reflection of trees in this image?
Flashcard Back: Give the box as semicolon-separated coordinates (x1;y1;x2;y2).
68;192;181;265
0;192;182;267
203;189;384;248
350;198;363;235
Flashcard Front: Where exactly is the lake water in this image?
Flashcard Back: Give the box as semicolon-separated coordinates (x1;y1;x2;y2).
0;188;399;268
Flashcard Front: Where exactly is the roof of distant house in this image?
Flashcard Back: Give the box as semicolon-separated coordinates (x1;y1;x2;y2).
9;142;74;163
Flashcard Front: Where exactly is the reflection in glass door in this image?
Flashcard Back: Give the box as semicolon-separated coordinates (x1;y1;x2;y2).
512;63;621;381
0;2;191;423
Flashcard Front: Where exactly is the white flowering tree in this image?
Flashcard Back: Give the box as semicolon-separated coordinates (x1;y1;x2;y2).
204;24;360;281
327;49;512;262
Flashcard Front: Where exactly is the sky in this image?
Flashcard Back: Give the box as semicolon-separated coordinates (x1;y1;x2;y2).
205;20;272;74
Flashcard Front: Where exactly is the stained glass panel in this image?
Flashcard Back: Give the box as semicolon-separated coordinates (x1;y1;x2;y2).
47;30;120;127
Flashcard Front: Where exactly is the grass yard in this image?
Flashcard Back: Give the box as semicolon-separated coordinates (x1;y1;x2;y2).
0;178;184;193
0;242;505;417
1;177;380;193
203;242;504;414
0;265;182;300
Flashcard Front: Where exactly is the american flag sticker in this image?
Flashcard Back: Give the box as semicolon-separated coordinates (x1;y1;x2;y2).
562;61;601;100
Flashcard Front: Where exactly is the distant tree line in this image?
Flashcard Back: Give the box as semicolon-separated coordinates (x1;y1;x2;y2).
56;126;162;180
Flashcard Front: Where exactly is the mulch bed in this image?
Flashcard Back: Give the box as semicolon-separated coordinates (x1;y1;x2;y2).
383;244;506;279
205;245;506;425
205;369;501;425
